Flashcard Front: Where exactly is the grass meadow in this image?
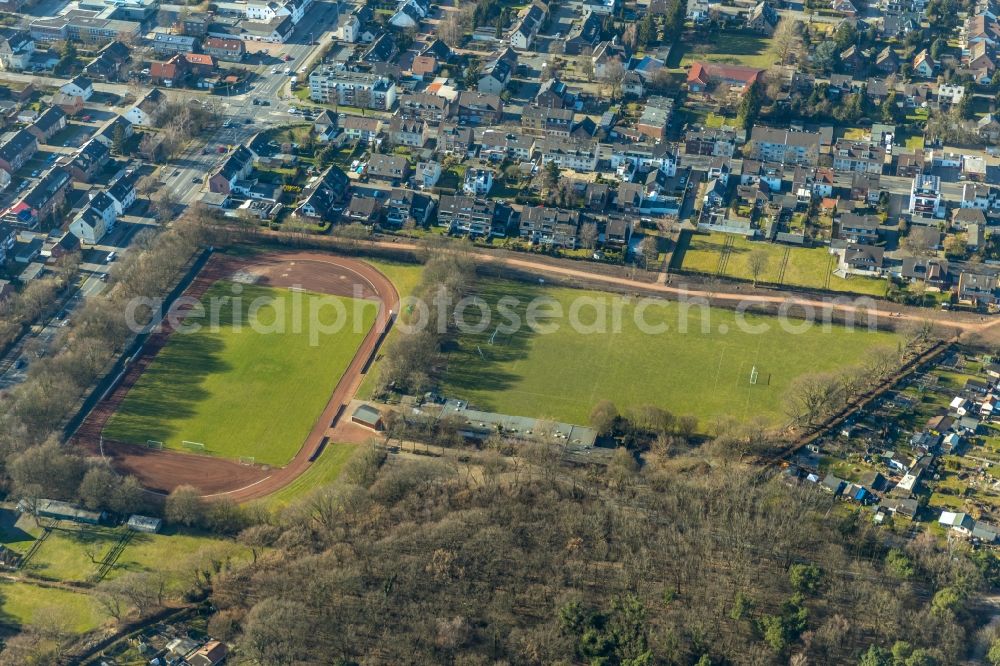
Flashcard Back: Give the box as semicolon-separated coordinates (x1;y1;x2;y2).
674;232;889;297
440;280;901;426
104;282;377;466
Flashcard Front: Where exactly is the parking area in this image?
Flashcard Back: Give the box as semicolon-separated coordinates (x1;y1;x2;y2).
49;122;97;150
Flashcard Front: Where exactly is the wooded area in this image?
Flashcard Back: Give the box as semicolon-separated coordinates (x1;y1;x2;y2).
207;447;991;665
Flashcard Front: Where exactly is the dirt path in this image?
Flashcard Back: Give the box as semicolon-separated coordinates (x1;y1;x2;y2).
72;251;399;502
296;232;994;335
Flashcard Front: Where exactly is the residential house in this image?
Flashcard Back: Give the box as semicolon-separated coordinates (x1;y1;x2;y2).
510;3;546;50
295;166;349;221
69;191;117;244
939;511;975;535
340;116;383;144
749;127;821;166
895;151;924;177
366;154;410;185
83;40;130;81
94;115;134;149
463;167;494;196
900;256;949;288
520;206;582;248
106;173;136;214
838;213;881;243
334;11;361;43
411;54;438;78
0;31;34;72
384;187;434;227
0;129;37;173
242;15;294;43
203;37;245;61
437;195;512;237
977;113;1000;142
747;0;779;34
8;167;70;228
415;160;441;188
564;11;602;54
875;46;899;74
60;77;94;103
124;88;166;126
687;61;763;93
938;83;966;105
456;92;503;125
149;56;187;86
913;49;935;77
522;105;574;137
958;269;1000;305
953;207;987;230
840;242;885;275
909;174;942;217
832;139;885;174
390;0;428;29
623;71;645;97
388;113;429;148
685;126;738;157
637;97;673;141
478;53;514;95
961;182;997;210
535;77;576;109
208;145;255;194
64;139;110;183
362;33;398;64
537;136;599;172
437;124;474;157
398;93;455;121
153;32;198;56
851;172;881;205
592;40;627;79
26;107;66;143
344;195;382;223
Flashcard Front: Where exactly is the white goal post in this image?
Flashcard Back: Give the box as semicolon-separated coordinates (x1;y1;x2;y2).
182;440;205;451
750;366;759;386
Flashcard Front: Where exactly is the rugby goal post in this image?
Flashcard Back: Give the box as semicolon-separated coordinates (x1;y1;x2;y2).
182;440;205;452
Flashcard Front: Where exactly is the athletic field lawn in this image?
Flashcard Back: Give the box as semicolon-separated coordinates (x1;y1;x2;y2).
104;282;377;466
357;259;426;399
257;443;359;509
674;232;888;297
440;280;900;426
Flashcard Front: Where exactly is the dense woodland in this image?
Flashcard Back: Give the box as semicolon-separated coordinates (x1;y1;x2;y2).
207;448;993;665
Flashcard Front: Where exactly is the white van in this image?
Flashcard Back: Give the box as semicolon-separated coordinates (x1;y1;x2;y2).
106;251;117;262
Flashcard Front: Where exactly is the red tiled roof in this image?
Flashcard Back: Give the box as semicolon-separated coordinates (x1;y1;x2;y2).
149;62;177;80
185;53;216;67
686;61;763;88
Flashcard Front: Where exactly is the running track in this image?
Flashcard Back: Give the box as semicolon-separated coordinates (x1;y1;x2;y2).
72;252;399;502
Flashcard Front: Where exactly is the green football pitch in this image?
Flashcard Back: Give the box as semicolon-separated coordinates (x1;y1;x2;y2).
440;280;900;427
104;282;377;466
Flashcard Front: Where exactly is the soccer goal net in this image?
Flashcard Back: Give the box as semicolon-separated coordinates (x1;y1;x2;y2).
182;440;206;452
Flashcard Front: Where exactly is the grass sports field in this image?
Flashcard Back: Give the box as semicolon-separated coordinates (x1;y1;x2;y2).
440;280;900;426
673;232;888;297
104;282;377;466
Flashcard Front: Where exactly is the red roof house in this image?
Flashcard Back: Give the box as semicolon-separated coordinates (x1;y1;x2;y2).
687;62;764;93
